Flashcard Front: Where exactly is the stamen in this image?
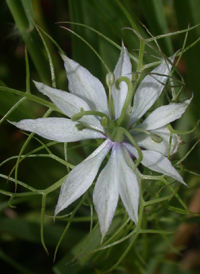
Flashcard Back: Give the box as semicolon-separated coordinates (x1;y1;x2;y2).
76;124;84;130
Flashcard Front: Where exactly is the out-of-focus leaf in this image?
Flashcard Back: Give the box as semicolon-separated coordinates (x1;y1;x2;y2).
6;0;51;84
0;217;85;247
174;0;200;120
0;91;34;120
139;0;173;55
0;249;36;274
53;216;122;273
184;216;200;224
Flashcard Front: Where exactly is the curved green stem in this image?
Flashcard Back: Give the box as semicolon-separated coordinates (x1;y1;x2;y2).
116;76;133;127
167;121;200;135
130;128;163;143
71;109;111;122
119;128;143;170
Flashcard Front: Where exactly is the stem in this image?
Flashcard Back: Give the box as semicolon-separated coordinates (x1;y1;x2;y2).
0;86;58;111
137;40;145;75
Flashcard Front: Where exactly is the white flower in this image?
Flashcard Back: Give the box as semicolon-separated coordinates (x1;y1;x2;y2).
11;45;191;239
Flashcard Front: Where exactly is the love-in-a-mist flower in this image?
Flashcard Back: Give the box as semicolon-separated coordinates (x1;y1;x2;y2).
11;45;191;239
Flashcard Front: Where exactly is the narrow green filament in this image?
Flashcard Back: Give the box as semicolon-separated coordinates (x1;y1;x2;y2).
119;127;143;170
116;76;133;127
130;128;163;143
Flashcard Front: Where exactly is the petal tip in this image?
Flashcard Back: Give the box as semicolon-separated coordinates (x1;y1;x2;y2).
54;206;60;217
60;53;70;64
7;120;16;126
121;40;125;49
180;178;188;187
33;80;43;90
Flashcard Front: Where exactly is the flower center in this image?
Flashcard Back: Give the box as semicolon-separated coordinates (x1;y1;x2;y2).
71;74;163;170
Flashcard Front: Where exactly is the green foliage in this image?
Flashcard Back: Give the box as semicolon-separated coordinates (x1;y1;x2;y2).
0;0;200;273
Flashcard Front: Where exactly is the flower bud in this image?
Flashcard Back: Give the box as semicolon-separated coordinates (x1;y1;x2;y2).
106;72;115;87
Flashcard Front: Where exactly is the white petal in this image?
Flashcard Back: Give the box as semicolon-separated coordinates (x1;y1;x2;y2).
11;118;105;142
117;144;139;223
130;57;174;126
133;127;181;156
139;98;192;131
55;139;112;215
123;143;186;185
112;44;132;119
61;54;109;114
34;81;103;130
93;143;119;238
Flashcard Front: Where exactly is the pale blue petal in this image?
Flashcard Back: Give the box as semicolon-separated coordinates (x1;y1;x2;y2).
130;57;174;126
112;44;132;119
123;143;186;185
34;81;103;130
132;127;181;156
117;144;139;223
55;139;112;215
11;118;105;142
61;54;109;115
93;143;119;238
138;98;192;131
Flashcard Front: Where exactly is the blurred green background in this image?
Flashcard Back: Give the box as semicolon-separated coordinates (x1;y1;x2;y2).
0;0;200;273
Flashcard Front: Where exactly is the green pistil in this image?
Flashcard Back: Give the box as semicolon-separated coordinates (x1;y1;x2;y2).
116;76;134;127
130;128;163;143
106;72;115;119
110;127;124;143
